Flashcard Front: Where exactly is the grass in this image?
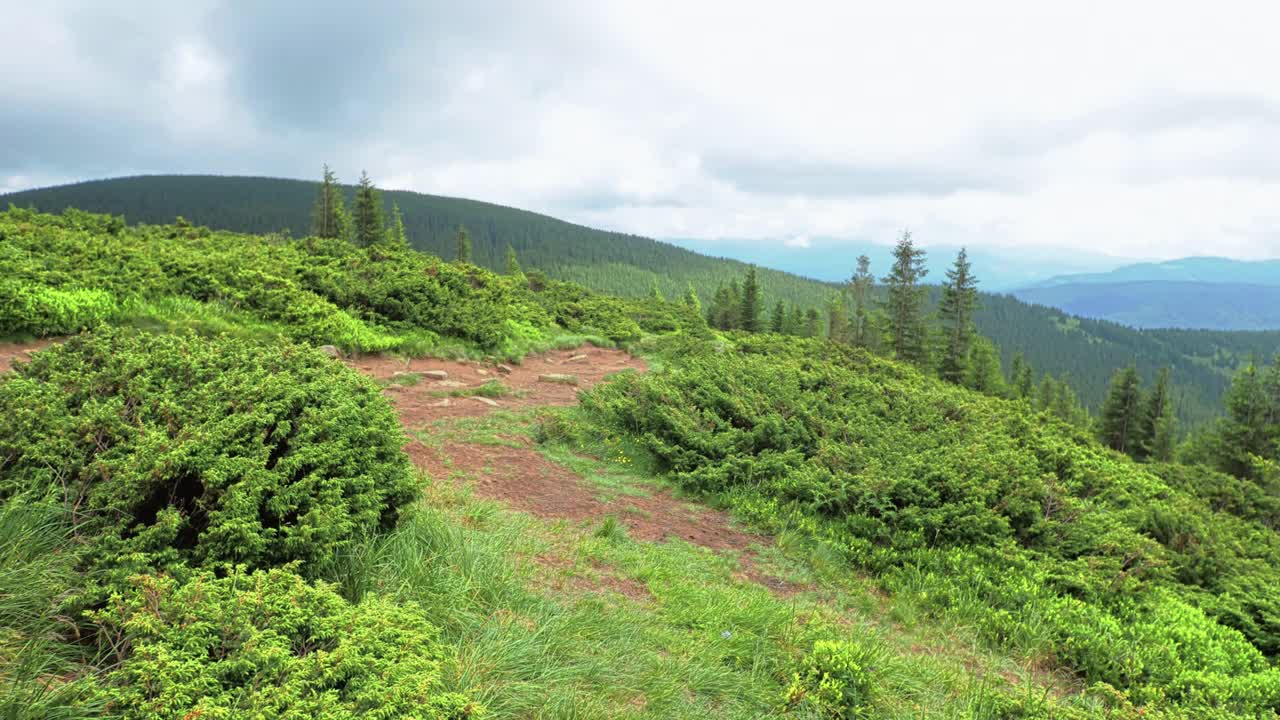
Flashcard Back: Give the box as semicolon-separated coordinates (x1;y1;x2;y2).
313;404;1094;719
429;379;516;399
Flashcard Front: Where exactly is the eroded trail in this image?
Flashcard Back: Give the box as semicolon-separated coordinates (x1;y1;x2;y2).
351;346;803;595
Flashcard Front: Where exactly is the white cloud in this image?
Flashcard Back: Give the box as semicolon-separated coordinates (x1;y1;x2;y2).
3;0;1280;259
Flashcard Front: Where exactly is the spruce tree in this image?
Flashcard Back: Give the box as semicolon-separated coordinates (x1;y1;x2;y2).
739;266;762;332
965;337;1006;396
351;171;384;247
683;283;701;313
937;248;979;384
784;304;804;336
648;278;664;302
803;308;821;338
826;292;849;343
1136;368;1173;460
455;225;472;263
849;255;874;348
1009;353;1035;400
504;243;523;276
310;164;349;240
1217;362;1272;478
385;202;408;248
1098;366;1143;456
770;300;786;334
879;231;929;365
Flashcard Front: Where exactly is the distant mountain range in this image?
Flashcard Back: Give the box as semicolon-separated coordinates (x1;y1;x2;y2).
1014;257;1280;330
673;237;1128;291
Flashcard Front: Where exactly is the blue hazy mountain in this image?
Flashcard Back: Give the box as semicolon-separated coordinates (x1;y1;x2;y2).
670;237;1131;291
1014;258;1280;330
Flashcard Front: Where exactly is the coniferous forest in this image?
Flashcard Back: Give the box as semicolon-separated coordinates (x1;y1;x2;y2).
2;161;1280;718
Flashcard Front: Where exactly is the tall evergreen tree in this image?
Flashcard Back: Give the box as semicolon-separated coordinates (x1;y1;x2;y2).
1136;368;1173;460
802;308;821;338
826;292;849;343
965;337;1006;396
683;283;701;314
455;225;472;263
351;171;384;248
739;266;762;332
784;304;804;336
849;254;874;348
1217;362;1273;478
937;248;979;384
1098;366;1144;456
504;243;523;276
879;231;929;365
309;164;349;240
770;300;786;334
648;278;665;302
1009;353;1035;400
385;202;408;248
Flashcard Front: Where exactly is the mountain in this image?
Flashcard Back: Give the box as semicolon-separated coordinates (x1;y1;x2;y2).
675;236;1129;291
1030;256;1280;288
1014;281;1280;330
1013;257;1280;330
6;175;1279;427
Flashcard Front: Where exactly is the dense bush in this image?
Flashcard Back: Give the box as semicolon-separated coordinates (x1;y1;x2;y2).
784;640;875;718
578;333;1280;717
0;208;703;353
90;569;479;719
0;329;416;591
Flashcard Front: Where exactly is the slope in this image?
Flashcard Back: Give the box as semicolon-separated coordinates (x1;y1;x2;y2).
6;179;1279;427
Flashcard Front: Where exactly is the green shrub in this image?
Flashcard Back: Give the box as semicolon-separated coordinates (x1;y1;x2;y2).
90;568;480;719
0;280;118;336
784;640;876;718
0;329;416;593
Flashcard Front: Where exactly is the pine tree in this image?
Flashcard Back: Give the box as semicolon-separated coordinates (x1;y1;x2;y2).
784;304;804;336
937;248;979;384
803;308;821;338
739;266;762;332
310;164;349;240
1098;366;1143;456
826;292;849;343
770;300;786;334
455;225;472;263
965;337;1006;396
1136;368;1173;460
1037;375;1059;413
849;255;874;348
879;231;929;365
385;202;409;248
1009;353;1033;399
1217;362;1273;478
351;171;384;248
648;278;665;302
683;284;701;313
504;243;523;276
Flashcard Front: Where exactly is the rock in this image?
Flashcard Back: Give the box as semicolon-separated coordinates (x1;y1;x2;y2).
539;373;579;385
422;370;449;381
318;344;342;359
566;354;589;362
429;398;452;407
434;380;466;388
469;396;500;407
496;363;514;375
476;368;490;375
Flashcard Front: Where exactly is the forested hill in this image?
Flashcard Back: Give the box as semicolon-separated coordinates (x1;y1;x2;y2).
6;174;1279;427
0;175;833;310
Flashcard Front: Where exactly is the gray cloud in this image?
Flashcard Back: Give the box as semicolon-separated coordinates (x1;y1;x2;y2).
3;1;1280;259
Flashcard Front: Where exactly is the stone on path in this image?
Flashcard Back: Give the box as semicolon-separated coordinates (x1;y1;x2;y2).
539;373;579;385
496;364;514;375
318;345;342;359
422;370;449;381
469;396;500;407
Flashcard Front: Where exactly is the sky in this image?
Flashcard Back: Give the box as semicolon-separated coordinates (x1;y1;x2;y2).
3;1;1280;260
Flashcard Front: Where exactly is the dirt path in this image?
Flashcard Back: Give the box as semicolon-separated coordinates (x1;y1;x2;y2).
0;339;57;373
361;346;804;596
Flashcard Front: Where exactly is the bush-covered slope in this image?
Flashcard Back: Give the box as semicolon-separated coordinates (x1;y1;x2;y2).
572;333;1280;717
7;177;1278;428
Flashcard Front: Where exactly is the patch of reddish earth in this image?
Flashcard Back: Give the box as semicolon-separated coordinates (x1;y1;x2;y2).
371;347;807;597
348;346;646;421
0;339;58;373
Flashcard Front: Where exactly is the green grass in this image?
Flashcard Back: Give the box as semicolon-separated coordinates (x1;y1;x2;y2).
429;379;516;399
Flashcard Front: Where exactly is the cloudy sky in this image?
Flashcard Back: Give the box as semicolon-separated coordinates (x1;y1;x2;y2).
3;1;1279;259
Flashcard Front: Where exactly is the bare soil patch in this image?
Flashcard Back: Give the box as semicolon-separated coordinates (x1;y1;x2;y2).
0;338;58;373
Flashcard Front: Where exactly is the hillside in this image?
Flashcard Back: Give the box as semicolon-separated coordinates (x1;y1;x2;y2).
4;208;1280;717
1031;256;1280;288
1012;281;1280;330
6;176;1279;427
